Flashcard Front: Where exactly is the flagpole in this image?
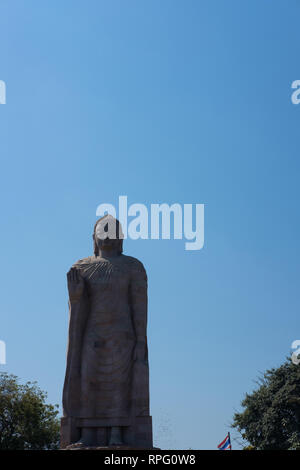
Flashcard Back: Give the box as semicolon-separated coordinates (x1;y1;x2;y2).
228;432;232;450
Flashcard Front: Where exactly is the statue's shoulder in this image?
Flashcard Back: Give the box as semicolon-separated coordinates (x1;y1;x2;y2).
121;255;147;276
72;256;94;268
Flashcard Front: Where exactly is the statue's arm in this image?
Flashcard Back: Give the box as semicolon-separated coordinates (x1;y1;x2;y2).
63;267;89;416
129;260;150;417
129;260;148;361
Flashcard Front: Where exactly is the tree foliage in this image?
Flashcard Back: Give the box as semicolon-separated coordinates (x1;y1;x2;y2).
0;372;60;450
232;359;300;450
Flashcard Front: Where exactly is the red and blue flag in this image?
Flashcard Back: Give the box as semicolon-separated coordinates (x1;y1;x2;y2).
217;433;232;450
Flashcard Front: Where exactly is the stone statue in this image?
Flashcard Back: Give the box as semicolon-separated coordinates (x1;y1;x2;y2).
60;215;153;448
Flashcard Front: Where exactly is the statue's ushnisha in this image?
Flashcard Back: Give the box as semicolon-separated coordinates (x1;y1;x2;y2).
61;215;152;448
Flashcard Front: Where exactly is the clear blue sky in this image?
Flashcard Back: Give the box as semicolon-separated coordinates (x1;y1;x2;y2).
0;0;300;450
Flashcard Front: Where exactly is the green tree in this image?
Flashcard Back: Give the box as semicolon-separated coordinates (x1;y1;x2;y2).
232;359;300;450
0;372;60;449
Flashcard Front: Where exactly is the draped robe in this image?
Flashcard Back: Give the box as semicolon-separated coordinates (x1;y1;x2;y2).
62;254;149;421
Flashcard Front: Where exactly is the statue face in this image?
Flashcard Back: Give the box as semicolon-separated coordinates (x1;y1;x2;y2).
96;236;121;252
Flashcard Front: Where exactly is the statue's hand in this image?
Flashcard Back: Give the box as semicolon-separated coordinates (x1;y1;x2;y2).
133;341;147;363
67;268;85;302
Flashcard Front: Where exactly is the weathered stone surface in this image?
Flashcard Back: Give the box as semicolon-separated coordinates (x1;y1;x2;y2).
61;215;153;449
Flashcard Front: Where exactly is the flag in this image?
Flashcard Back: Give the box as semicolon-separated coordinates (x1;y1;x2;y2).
217;433;232;450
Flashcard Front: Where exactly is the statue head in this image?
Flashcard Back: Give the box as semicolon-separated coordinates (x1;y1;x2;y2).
93;214;124;256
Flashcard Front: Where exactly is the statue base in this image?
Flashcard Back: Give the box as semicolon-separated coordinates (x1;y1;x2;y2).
60;416;153;449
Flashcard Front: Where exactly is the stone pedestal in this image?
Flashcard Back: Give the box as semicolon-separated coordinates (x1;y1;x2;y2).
60;416;153;449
